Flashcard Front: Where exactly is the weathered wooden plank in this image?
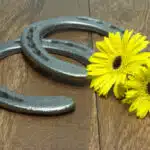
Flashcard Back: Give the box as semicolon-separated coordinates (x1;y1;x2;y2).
90;0;150;149
0;0;99;149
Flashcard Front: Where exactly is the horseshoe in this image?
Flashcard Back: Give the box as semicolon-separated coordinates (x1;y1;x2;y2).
21;16;124;83
0;16;124;115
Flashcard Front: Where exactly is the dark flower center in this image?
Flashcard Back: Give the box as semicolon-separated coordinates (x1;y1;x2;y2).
147;82;150;94
113;56;122;69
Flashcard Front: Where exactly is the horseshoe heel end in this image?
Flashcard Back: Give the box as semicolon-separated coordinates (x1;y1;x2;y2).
0;40;21;59
0;87;75;115
19;96;76;115
0;96;75;115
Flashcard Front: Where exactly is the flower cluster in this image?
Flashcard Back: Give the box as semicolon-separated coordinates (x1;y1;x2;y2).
86;29;150;119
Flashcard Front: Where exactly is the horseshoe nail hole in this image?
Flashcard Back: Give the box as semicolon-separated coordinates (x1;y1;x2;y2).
40;54;49;61
32;49;49;61
0;91;9;98
96;20;104;24
32;49;41;56
76;16;89;21
65;42;74;47
28;42;35;48
51;40;59;44
29;28;34;33
32;26;36;30
36;50;41;55
0;90;23;102
110;25;119;29
27;35;31;39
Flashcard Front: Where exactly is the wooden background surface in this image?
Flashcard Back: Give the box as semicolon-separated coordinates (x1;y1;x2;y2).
0;0;150;150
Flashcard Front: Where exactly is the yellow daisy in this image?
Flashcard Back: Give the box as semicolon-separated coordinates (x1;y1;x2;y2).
86;29;150;98
122;66;150;119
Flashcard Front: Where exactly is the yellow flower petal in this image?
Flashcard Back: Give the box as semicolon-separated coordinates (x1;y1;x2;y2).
126;33;149;54
96;41;115;55
132;41;149;54
129;98;150;118
125;90;138;99
126;80;143;89
88;56;104;64
109;32;123;52
113;74;126;98
99;75;116;95
87;68;109;77
90;74;110;89
122;98;133;104
103;37;116;53
90;52;108;59
129;52;150;62
87;64;106;71
122;29;134;49
96;41;108;53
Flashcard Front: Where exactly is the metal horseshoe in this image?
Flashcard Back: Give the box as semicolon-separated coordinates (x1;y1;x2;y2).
21;16;124;83
0;16;125;115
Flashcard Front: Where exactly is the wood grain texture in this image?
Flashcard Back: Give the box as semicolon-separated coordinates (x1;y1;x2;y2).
0;0;99;150
90;0;150;150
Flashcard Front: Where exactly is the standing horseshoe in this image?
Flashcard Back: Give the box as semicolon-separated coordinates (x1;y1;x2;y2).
0;16;124;115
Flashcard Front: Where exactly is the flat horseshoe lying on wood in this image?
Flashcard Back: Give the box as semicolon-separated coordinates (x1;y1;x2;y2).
0;16;125;115
0;86;75;115
21;16;124;83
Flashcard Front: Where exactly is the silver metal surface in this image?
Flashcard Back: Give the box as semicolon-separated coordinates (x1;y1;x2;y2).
0;87;75;115
0;38;91;65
